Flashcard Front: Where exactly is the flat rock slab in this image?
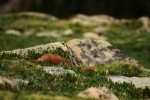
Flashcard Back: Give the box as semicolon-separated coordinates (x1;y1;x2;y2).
66;39;141;67
43;66;77;76
36;29;73;38
2;42;68;57
17;12;57;20
108;76;150;88
0;76;28;91
70;14;116;26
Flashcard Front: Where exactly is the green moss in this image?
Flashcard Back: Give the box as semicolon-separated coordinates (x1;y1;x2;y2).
0;58;150;99
96;61;145;77
0;59;41;79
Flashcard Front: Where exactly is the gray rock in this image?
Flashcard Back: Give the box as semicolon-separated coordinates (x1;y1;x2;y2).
36;29;73;38
5;29;32;36
0;76;29;91
78;87;118;100
43;66;77;76
70;14;116;26
0;76;19;91
36;31;60;38
66;39;142;67
11;79;29;86
62;29;73;36
108;76;150;88
5;29;21;36
1;42;68;57
138;16;150;31
17;12;57;20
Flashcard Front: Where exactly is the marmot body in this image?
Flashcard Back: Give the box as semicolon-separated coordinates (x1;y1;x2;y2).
31;54;72;65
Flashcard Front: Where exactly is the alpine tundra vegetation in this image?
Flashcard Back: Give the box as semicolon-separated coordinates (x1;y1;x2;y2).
0;12;150;100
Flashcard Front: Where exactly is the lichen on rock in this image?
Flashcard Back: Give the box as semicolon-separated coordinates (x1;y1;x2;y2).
66;39;143;68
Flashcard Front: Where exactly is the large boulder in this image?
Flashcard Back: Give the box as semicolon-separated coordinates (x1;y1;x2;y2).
66;39;142;67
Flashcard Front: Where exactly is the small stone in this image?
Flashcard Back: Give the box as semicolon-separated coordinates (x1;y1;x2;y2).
43;66;77;76
11;79;29;86
18;12;57;20
63;29;73;36
0;76;19;91
78;87;118;100
36;31;60;38
5;29;21;36
5;29;32;36
138;16;150;31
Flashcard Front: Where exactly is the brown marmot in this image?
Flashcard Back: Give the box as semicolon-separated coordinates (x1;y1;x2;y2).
30;54;72;65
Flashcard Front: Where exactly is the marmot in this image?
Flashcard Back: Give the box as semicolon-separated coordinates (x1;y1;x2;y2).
30;54;72;65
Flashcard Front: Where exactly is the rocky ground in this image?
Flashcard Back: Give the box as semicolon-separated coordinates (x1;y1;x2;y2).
0;12;150;100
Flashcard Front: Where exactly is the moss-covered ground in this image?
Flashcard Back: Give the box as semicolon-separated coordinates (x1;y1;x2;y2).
0;13;150;100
